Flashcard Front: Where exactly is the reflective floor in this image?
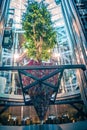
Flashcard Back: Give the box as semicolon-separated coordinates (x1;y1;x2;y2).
0;121;87;130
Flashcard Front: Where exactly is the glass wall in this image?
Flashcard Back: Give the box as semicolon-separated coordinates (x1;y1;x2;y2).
61;0;87;105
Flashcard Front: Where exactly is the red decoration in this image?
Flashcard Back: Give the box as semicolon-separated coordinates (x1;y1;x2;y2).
22;59;58;121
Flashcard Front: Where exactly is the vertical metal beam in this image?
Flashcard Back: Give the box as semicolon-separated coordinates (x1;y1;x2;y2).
52;70;64;103
18;71;26;103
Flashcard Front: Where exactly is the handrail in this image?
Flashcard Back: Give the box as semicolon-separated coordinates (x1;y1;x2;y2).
0;64;86;71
